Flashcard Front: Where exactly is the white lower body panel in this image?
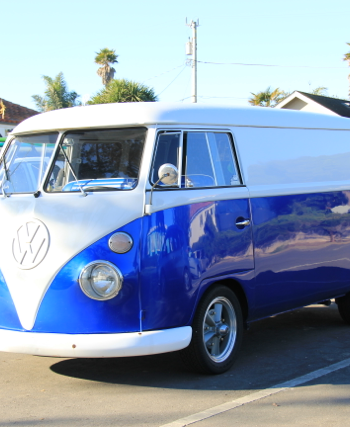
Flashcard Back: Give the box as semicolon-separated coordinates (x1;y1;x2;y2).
0;327;192;358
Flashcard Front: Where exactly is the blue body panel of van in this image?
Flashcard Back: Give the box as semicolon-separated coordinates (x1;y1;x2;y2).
0;198;254;333
140;197;254;330
32;220;143;333
251;191;350;319
1;191;350;334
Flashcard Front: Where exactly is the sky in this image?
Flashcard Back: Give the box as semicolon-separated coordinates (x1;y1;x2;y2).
1;0;350;110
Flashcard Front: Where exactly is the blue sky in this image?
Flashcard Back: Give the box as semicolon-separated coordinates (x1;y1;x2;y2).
2;0;350;110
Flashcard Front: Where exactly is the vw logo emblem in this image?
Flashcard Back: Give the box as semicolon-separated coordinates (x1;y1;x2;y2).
12;219;50;269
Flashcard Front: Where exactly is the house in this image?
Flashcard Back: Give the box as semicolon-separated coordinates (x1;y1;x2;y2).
274;91;350;118
0;99;38;138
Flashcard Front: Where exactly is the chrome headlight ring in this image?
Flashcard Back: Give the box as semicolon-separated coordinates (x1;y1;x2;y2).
79;260;123;301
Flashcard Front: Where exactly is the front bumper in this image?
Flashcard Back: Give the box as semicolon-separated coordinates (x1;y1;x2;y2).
0;326;192;358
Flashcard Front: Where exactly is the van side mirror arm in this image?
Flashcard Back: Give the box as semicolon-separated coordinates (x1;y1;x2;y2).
144;173;170;216
144;164;178;215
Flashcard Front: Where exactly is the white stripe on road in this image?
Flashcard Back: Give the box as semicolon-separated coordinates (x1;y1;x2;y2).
159;357;350;427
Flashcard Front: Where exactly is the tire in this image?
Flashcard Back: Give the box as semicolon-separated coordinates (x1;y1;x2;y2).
336;293;350;324
181;285;243;374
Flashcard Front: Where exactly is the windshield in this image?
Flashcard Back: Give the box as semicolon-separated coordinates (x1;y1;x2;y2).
46;128;146;192
0;133;58;194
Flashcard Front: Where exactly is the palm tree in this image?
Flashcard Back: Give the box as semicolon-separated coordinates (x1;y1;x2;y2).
249;87;288;107
95;48;119;86
32;72;80;112
88;79;157;104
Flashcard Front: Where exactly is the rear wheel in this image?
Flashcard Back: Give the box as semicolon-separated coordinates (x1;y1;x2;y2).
181;285;243;374
336;293;350;324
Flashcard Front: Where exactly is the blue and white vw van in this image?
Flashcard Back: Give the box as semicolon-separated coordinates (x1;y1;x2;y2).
1;103;350;374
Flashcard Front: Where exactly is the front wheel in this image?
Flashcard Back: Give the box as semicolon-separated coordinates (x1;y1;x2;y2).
181;285;243;374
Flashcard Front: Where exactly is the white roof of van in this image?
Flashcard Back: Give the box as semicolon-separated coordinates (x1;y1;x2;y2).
12;102;350;134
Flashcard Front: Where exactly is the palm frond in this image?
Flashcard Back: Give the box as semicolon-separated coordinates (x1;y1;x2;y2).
88;79;157;104
32;73;80;112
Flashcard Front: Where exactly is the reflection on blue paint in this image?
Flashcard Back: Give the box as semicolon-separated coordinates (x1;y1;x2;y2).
1;191;350;334
140;198;254;330
252;192;350;318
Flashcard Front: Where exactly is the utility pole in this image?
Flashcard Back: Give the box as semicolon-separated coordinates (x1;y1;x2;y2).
186;19;199;103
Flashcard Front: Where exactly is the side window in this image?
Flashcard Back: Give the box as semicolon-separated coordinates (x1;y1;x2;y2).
150;130;240;188
207;133;239;186
151;132;180;184
183;132;215;187
183;132;240;188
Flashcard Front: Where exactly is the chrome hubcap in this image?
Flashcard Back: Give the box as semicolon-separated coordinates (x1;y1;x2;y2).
202;296;237;363
218;324;229;336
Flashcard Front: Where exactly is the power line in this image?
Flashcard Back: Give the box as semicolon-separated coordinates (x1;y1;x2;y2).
197;60;348;69
199;96;250;100
156;65;188;97
142;59;346;90
177;95;250;102
142;63;185;83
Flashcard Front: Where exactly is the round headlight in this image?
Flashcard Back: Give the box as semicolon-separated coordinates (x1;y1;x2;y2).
79;261;123;301
109;232;133;254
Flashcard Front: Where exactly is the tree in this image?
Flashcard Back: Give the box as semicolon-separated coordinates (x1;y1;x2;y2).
88;79;158;104
344;43;350;63
32;72;80;112
311;87;328;96
248;87;289;107
343;43;350;97
0;99;6;119
95;48;119;86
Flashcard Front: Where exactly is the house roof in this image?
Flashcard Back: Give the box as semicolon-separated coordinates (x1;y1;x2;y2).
0;98;38;125
276;91;350;118
298;92;350;118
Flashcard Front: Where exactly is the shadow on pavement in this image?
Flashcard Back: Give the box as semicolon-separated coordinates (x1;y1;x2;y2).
50;304;350;391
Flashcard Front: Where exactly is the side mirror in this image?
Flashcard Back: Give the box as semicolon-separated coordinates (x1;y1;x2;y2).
158;163;178;185
144;163;179;215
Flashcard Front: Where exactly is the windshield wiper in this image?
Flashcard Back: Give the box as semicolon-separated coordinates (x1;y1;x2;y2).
59;143;87;197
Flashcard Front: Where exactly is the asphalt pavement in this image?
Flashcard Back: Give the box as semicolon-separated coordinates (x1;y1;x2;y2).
185;366;350;427
0;303;349;426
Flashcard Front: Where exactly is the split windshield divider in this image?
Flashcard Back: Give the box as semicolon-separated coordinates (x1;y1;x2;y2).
0;157;9;198
59;140;87;197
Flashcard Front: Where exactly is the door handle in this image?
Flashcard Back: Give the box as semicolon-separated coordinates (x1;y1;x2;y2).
235;218;251;229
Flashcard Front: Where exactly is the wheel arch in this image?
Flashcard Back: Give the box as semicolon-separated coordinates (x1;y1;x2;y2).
191;277;249;325
219;278;249;323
